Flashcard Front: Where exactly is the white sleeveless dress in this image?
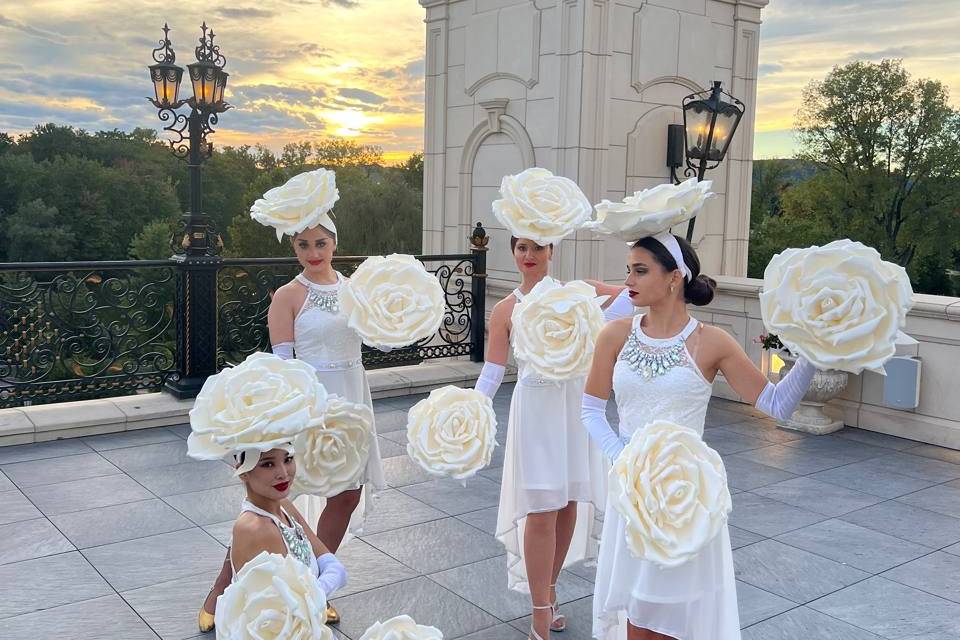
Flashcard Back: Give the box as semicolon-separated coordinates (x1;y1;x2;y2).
495;279;609;593
231;500;319;580
593;314;740;640
290;272;386;536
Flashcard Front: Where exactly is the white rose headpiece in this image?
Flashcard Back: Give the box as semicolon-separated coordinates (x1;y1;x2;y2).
583;178;714;280
216;551;332;640
609;420;732;568
760;239;913;374
406;386;498;481
339;254;446;349
492;167;592;245
359;615;443;640
511;278;608;381
292;395;373;498
250;168;340;241
187;352;328;475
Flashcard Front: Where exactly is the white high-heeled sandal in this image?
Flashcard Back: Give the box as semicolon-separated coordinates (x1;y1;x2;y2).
549;583;566;632
530;603;553;640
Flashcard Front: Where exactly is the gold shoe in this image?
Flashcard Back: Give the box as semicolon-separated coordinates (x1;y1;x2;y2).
198;608;216;633
325;603;340;625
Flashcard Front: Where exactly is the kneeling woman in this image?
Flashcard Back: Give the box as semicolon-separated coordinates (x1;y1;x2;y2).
229;447;347;600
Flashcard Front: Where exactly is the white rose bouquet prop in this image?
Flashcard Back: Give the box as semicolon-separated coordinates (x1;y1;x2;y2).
292;396;373;498
582;178;713;242
609;420;732;568
760;239;913;374
406;386;498;481
216;551;333;640
250;168;340;241
339;254;446;349
510;278;608;381
359;615;443;640
492;167;592;245
187;352;328;472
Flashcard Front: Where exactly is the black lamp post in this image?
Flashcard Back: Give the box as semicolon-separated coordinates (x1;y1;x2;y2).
148;23;230;398
666;80;744;241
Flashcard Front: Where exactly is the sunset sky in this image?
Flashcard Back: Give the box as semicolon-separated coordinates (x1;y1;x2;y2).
1;0;957;162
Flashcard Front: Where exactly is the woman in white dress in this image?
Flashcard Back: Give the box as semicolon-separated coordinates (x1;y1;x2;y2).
229;448;347;599
198;217;385;631
474;236;633;640
580;233;815;640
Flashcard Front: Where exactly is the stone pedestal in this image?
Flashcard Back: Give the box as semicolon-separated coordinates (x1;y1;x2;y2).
777;355;850;435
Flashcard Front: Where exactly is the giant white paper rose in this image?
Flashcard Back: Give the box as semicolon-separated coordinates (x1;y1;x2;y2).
339;254;445;349
492;167;592;245
510;278;607;381
292;395;373;498
760;239;913;374
188;352;328;466
250;168;340;241
358;615;443;640
406;386;498;481
216;551;332;640
582;178;713;242
609;420;731;568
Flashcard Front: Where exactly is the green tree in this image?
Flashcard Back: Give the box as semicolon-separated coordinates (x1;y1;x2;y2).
312;138;383;167
129;217;177;260
796;59;960;268
397;152;424;190
6;199;77;262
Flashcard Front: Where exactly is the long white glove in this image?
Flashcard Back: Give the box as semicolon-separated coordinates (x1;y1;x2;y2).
475;362;506;399
316;552;347;597
272;342;294;360
603;289;635;322
581;393;627;461
755;357;816;420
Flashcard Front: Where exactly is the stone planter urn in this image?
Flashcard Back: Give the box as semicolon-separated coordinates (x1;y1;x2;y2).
776;352;849;435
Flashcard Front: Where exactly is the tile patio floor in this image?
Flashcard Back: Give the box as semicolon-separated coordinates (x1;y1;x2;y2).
2;385;960;639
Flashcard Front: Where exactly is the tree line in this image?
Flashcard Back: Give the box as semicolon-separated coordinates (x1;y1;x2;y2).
0;127;424;263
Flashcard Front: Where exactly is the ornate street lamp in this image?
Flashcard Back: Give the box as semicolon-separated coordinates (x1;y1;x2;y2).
147;23;230;398
666;80;744;241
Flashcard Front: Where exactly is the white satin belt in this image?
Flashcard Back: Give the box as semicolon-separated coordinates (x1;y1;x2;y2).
312;358;362;371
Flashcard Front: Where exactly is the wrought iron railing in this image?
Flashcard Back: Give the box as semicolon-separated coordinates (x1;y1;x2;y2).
0;236;488;408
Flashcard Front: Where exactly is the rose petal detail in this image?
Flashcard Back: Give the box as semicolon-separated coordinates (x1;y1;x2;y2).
188;352;328;463
339;254;446;349
582;178;714;242
609;420;732;568
250;169;340;239
216;551;333;640
359;615;444;640
406;386;498;481
760;239;913;374
492;168;592;245
292;395;372;498
511;278;607;381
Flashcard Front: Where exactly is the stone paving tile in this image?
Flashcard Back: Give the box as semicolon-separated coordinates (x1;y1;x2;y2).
21;473;153;515
0;552;112;620
810;461;938;499
897;483;960;519
732;445;851;476
840;500;960;549
741;606;882;640
363;517;504;574
721;456;797;491
736;580;796;627
1;452;120;488
0;439;93;465
734;539;869;603
99;440;190;472
0;489;42;525
81;428;182;451
0;518;74;565
882;551;960;604
752;477;883;517
0;594;160;640
126;460;237;497
122;572;215;640
811;576;960;639
399;476;501;516
729;492;826;537
49;498;194;549
832;427;921;451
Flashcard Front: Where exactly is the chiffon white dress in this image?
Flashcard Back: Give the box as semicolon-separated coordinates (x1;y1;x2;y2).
593;314;740;640
495;279;609;593
290;272;386;537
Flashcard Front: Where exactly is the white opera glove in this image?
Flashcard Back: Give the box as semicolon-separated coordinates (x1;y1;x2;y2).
474;362;506;399
603;289;635;322
581;393;627;461
316;552;347;597
755;357;816;420
271;341;294;360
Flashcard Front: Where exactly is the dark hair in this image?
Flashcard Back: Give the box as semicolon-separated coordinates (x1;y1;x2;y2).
631;234;716;306
510;236;553;252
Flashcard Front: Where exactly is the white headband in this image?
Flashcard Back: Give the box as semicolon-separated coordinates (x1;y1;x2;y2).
652;231;690;281
233;442;296;476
